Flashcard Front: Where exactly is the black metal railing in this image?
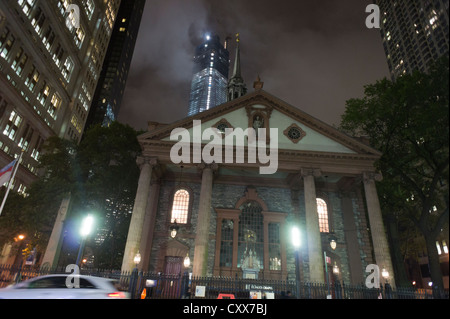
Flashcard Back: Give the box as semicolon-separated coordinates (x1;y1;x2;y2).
0;264;448;299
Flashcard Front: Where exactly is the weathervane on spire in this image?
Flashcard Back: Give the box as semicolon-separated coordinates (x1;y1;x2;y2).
236;33;240;43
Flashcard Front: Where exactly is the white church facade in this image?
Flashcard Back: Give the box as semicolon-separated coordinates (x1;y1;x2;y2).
120;82;395;288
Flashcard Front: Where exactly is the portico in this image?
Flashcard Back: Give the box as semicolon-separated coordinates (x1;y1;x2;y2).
121;89;396;288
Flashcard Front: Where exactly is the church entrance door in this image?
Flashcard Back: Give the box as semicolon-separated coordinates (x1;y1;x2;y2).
162;256;183;298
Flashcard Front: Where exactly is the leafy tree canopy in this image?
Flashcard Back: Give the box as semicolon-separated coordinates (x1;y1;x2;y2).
340;56;449;289
0;122;141;269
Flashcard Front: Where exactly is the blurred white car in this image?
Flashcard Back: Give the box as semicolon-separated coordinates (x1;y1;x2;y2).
0;274;129;299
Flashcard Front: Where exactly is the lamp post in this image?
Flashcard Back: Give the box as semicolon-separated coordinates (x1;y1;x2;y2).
381;268;391;299
129;251;141;299
75;214;94;266
134;251;142;267
291;226;301;298
324;233;337;299
182;253;191;299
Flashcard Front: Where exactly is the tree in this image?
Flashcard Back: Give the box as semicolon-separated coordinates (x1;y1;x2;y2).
77;122;141;268
340;56;449;290
0;136;78;250
0;122;141;269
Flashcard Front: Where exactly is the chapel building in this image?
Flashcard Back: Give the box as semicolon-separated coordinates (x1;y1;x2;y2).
120;78;396;287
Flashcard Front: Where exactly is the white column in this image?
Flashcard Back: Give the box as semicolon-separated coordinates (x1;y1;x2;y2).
121;157;156;272
302;169;325;283
139;178;161;271
192;163;217;277
363;172;396;288
40;194;71;270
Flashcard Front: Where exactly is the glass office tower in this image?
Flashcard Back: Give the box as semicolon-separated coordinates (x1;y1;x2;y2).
188;35;230;116
376;0;449;80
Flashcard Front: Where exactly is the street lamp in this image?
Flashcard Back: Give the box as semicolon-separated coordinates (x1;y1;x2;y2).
330;238;337;251
291;226;301;249
291;226;301;298
381;267;390;283
129;251;142;299
182;253;191;298
324;233;337;299
332;262;339;275
75;214;94;266
184;253;191;268
381;267;391;298
381;268;389;279
134;252;142;267
170;221;179;239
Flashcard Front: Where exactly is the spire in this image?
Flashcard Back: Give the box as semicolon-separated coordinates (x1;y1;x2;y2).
232;33;242;79
227;33;247;101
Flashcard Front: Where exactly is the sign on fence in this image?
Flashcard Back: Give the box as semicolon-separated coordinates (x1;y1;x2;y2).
195;285;206;297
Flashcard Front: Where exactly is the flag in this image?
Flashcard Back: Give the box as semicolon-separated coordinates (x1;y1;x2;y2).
0;159;17;186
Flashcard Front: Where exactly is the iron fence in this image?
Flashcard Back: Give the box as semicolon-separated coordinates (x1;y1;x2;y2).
0;264;448;299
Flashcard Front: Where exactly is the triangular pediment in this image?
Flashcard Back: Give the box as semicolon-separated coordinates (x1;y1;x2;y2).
139;90;380;156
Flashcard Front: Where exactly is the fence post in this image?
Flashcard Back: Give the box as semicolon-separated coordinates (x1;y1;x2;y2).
181;272;190;299
129;268;138;299
334;281;342;299
14;262;23;284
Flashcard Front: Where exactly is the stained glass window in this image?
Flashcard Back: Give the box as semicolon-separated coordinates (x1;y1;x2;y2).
219;219;234;267
269;223;281;270
237;201;264;270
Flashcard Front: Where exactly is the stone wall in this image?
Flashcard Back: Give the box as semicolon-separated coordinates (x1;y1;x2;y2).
147;178;373;285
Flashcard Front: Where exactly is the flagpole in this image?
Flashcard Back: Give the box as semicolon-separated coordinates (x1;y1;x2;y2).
0;151;23;216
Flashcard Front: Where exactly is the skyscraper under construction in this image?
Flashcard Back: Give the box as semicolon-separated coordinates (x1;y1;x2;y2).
187;34;230;116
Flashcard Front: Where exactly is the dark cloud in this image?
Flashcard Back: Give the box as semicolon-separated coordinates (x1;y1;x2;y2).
118;0;389;131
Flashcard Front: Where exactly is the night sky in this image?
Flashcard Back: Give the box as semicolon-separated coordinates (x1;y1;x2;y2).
117;0;390;131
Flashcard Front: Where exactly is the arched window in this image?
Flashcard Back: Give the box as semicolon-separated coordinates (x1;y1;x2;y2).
170;189;190;224
316;198;329;233
237;201;264;271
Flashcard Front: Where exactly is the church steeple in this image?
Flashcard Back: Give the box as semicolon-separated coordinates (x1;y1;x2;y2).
227;33;247;101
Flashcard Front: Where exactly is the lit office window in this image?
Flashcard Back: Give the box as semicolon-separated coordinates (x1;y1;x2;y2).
75;27;85;48
48;93;61;119
31;6;46;34
436;241;442;255
17;0;35;17
37;82;50;105
18;123;33;151
443;241;448;254
24;66;40;91
11;47;28;76
42;28;55;51
3;110;23;141
83;0;95;20
63;57;74;81
52;44;64;67
0;28;16;59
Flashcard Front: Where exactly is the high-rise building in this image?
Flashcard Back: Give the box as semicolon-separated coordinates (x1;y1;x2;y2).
187;34;230;116
0;0;121;192
376;0;449;80
85;0;145;131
